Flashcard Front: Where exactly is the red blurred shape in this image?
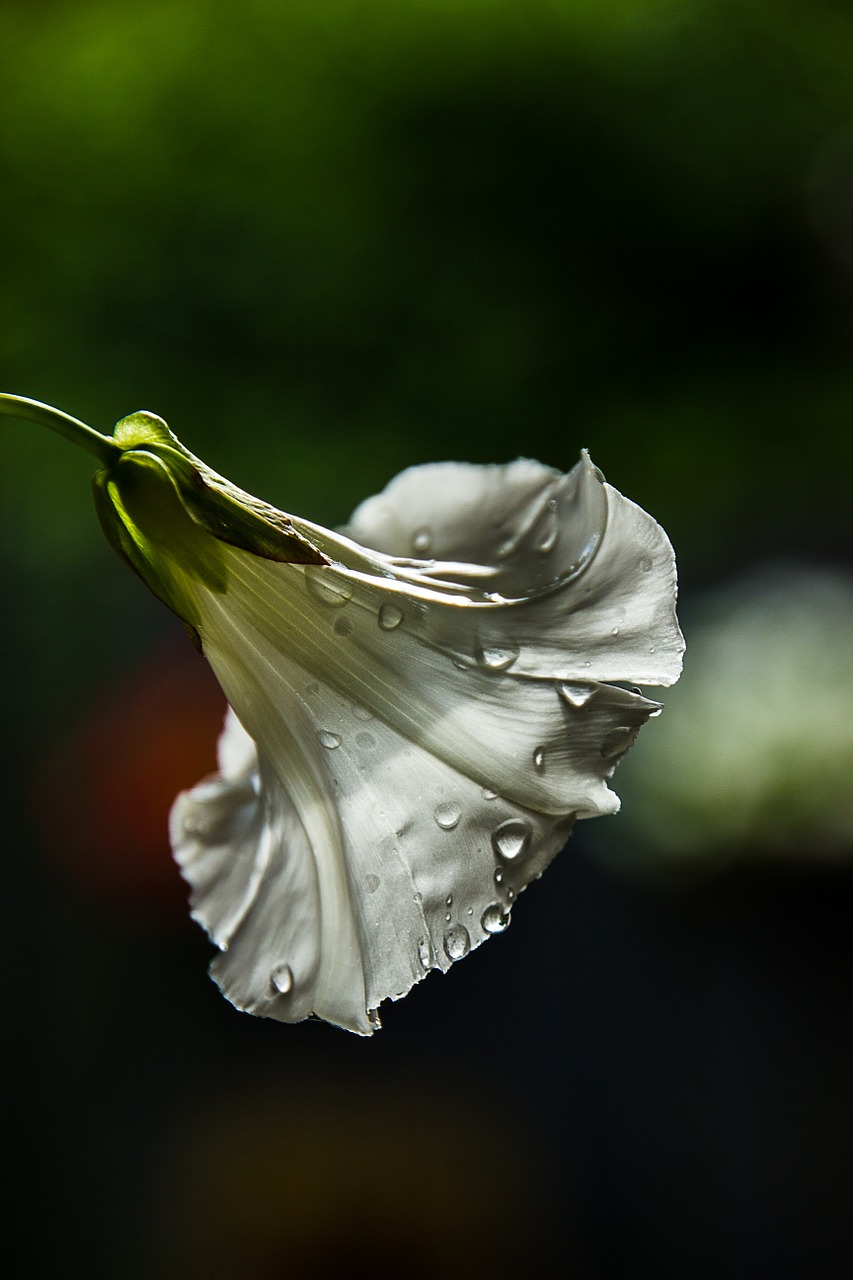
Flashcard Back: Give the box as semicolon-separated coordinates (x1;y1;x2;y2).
39;635;226;916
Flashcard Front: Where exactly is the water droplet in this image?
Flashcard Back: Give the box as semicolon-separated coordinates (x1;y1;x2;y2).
482;787;499;801
356;730;376;750
367;1008;381;1030
630;686;642;696
494;868;504;885
532;746;545;771
481;903;511;934
334;615;353;637
378;602;404;631
413;528;432;555
352;704;373;722
506;886;515;902
417;937;432;969
640;556;653;572
583;660;592;668
446;894;453;907
475;638;519;671
649;646;656;654
269;963;293;995
365;873;380;894
536;500;559;554
306;681;320;696
560;683;595;708
304;568;353;608
435;802;462;830
443;924;470;960
466;907;474;916
317;730;342;750
492;818;531;862
601;727;634;760
611;626;620;637
648;705;663;718
444;911;452;922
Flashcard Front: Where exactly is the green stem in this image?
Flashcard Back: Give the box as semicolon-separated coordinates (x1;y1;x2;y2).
0;393;122;466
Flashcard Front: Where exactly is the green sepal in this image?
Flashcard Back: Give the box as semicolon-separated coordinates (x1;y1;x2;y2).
94;449;231;626
112;412;328;568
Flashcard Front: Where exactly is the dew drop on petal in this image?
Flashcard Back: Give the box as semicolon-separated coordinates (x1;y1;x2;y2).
352;704;373;722
445;911;452;922
482;787;499;801
413;528;432;555
475;638;519;671
378;602;404;631
640;556;653;572
365;873;380;894
601;727;634;760
532;746;545;771
443;924;471;961
417;938;432;969
481;904;511;934
269;963;293;995
317;730;342;750
506;887;515;902
492;818;531;862
560;682;596;709
435;802;462;830
356;730;376;750
304;568;354;608
536;499;559;554
611;626;620;637
494;868;504;885
446;894;453;907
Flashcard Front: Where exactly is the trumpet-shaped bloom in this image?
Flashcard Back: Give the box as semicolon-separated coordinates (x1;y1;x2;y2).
160;441;681;1034
0;396;683;1034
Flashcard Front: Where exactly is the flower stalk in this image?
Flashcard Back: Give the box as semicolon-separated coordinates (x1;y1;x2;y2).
0;393;122;466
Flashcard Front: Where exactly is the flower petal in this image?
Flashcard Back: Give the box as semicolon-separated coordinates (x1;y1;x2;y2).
172;545;665;1033
164;450;681;1034
335;453;683;687
342;453;607;600
172;656;580;1034
202;549;664;817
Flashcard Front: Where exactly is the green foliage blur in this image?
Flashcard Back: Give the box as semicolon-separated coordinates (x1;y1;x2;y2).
3;0;852;557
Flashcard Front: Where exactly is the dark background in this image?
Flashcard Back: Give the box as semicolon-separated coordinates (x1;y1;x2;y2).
2;2;852;1276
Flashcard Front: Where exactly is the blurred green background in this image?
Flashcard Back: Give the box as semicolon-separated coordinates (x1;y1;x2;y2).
2;2;852;1277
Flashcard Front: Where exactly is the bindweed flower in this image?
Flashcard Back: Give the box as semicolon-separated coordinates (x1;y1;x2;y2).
2;394;683;1034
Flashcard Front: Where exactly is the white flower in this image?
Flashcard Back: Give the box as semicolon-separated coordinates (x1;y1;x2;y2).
0;393;683;1035
164;446;683;1034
